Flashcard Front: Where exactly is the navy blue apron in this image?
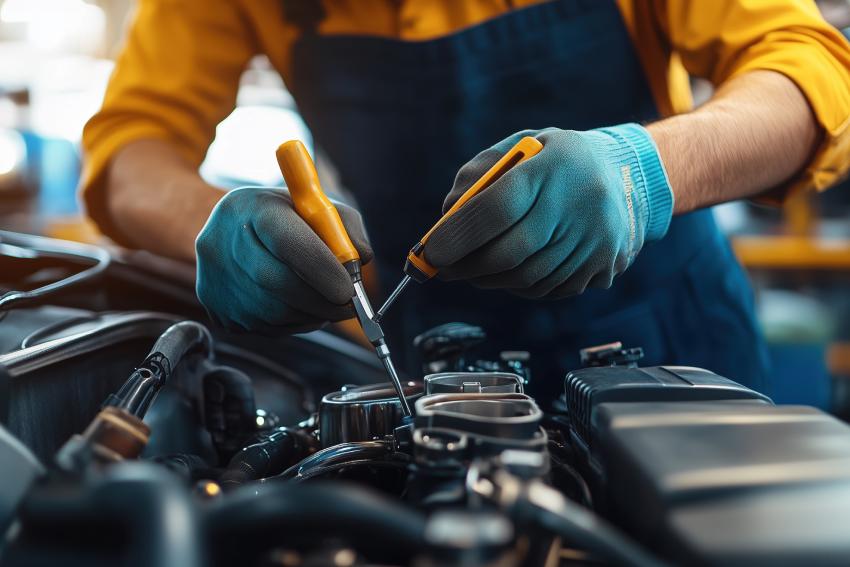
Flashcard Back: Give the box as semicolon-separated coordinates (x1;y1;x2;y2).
288;0;770;398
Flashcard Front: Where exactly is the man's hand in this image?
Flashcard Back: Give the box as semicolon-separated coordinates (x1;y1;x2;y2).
423;126;674;298
195;188;373;335
423;70;820;298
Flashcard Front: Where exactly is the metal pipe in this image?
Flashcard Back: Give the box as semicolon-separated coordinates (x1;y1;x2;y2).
0;230;111;315
273;439;395;483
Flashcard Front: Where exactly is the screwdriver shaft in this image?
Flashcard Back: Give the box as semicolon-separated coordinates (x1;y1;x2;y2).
277;140;411;416
351;281;411;416
375;343;412;416
374;275;411;323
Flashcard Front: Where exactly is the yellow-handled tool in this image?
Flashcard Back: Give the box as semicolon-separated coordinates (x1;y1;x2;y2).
374;136;544;321
276;140;411;416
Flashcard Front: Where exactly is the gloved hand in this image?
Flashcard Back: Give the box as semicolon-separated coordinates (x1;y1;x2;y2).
424;125;674;299
196;187;373;335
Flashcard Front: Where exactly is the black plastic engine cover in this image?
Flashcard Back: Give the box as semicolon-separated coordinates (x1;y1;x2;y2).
594;401;850;566
564;365;772;452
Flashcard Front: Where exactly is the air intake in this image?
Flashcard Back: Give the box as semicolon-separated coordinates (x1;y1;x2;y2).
564;365;771;449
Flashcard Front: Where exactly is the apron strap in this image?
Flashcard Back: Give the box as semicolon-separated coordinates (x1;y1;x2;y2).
281;0;325;31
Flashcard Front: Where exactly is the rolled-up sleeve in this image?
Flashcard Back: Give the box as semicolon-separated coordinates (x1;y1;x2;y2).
80;0;257;243
661;0;850;203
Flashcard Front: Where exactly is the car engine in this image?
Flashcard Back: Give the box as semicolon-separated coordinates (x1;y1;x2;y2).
3;230;850;567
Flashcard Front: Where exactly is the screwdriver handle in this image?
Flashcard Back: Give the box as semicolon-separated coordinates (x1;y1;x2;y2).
276;140;360;266
405;136;544;279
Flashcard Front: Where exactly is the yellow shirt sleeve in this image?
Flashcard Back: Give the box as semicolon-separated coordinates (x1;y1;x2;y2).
86;0;850;238
624;0;850;204
79;0;550;244
80;0;267;244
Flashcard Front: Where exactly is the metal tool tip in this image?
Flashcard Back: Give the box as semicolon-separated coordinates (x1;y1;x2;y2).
374;275;412;323
380;354;412;417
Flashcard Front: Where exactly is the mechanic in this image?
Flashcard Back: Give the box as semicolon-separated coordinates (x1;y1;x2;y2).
81;0;850;395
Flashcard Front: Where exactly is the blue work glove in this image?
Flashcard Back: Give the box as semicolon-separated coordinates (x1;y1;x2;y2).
196;187;373;335
424;126;674;298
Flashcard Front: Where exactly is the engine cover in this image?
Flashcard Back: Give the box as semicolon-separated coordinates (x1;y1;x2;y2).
564;365;772;452
595;401;850;566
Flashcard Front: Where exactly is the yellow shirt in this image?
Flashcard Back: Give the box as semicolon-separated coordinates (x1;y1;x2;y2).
82;0;850;243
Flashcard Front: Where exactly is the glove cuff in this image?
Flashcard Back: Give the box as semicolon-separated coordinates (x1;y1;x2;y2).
598;123;674;244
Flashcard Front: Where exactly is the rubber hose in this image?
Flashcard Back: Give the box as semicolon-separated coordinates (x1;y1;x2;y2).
206;481;426;565
217;429;299;492
142;321;213;382
154;454;217;481
105;321;214;418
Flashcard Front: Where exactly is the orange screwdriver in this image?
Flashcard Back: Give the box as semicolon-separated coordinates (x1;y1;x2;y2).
373;136;544;322
276;140;411;416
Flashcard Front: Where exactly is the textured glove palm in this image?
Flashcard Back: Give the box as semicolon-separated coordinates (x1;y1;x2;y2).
196;187;373;335
424;125;674;298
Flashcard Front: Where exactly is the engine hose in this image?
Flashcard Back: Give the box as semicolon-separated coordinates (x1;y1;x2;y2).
54;322;217;473
104;321;213;418
518;480;671;567
206;481;426;566
142;321;213;382
550;454;594;510
274;439;393;483
0;230;111;315
154;454;218;481
217;428;301;492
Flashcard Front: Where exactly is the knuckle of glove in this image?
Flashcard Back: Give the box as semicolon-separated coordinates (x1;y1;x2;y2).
230;301;323;338
196;189;255;257
512;263;547;289
504;268;564;298
211;187;244;217
587;270;615;291
195;228;216;262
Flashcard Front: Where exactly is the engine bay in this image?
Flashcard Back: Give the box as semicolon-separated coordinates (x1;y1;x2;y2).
3;232;850;567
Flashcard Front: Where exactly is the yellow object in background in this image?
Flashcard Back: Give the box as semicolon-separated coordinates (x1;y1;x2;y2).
43;215;103;245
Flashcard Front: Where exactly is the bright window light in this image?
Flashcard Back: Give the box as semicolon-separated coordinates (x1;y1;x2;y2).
1;0;105;54
0;129;26;176
200;106;313;188
1;0;85;23
0;141;17;175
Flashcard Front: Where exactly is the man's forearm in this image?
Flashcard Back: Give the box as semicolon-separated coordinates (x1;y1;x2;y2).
647;70;822;214
107;139;226;262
